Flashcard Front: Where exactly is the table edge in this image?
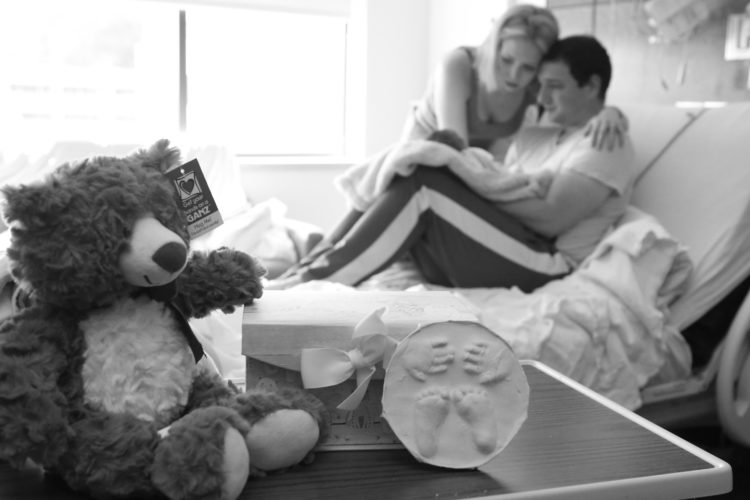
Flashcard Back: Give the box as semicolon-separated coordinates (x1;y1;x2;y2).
468;467;733;500
522;361;731;469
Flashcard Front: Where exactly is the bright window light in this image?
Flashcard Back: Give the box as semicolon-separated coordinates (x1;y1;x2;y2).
185;7;347;156
0;0;349;159
0;0;177;150
674;101;728;109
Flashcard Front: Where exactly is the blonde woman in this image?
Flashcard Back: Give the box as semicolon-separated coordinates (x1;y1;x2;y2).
402;4;624;159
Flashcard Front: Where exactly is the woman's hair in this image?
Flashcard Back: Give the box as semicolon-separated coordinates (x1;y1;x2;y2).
475;4;559;92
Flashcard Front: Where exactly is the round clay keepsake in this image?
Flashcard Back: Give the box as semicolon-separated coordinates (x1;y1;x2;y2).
382;321;529;469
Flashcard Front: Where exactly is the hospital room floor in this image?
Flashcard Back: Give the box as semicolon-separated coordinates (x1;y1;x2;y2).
674;426;750;498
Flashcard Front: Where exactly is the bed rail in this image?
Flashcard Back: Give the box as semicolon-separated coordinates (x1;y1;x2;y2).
717;287;750;446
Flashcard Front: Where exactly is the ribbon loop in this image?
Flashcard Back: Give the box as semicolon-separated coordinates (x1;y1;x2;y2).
300;307;398;411
346;347;369;371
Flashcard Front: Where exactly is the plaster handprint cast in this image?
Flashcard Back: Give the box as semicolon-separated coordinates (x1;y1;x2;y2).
401;336;455;382
382;321;530;469
462;340;515;385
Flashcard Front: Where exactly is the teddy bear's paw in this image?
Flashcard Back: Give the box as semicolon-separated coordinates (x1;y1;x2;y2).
229;387;330;472
177;249;266;317
216;249;266;304
209;248;267;284
152;407;251;500
244;408;321;472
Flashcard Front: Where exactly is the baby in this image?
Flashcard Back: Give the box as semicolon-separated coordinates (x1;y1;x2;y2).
427;129;467;151
427;128;553;202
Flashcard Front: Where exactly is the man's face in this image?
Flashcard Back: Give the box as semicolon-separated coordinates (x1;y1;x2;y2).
536;60;595;127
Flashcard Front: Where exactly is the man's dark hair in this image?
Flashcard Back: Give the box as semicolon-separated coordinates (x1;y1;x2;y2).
542;35;612;100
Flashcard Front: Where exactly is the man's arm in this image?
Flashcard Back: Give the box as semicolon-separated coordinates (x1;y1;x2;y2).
497;168;613;238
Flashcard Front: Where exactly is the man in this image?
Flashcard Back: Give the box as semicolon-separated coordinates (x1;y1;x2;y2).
498;35;635;268
270;35;635;292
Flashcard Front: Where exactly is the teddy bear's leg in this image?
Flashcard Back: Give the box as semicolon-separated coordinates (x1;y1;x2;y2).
59;412;163;499
0;341;72;470
230;386;330;474
152;406;251;500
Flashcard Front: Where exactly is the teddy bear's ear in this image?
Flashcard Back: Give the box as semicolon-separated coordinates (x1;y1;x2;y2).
131;139;183;174
1;182;66;229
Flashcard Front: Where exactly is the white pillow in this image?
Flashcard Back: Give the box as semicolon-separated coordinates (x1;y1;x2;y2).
0;141;139;187
620;103;699;180
623;102;750;328
1;139;250;223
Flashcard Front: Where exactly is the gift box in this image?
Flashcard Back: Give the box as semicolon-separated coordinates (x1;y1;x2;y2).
242;290;478;450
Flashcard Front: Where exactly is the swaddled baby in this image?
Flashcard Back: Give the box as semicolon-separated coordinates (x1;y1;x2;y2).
426;129;553;202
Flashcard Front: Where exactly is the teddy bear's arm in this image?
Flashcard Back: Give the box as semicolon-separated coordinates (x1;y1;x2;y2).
185;364;239;410
174;248;266;318
0;314;75;468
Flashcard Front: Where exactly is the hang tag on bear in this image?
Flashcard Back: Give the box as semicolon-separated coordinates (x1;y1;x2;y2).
165;159;223;239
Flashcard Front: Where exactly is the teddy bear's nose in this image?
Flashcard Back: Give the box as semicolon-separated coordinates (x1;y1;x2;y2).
152;242;188;273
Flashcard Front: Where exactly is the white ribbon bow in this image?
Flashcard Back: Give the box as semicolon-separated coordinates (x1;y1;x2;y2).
300;307;398;411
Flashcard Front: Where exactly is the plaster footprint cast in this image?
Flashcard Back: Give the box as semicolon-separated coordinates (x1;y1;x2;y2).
452;386;497;454
413;387;452;458
383;321;529;469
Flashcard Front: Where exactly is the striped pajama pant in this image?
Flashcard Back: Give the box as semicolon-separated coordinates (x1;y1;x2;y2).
290;167;571;291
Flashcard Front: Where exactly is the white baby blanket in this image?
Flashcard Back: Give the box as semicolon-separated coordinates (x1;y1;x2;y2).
335;139;551;211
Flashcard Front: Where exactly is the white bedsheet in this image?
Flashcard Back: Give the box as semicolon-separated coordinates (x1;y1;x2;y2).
290;207;693;410
451;208;692;409
0;178;693;409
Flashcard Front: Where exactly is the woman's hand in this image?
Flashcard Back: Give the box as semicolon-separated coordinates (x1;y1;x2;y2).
584;106;629;151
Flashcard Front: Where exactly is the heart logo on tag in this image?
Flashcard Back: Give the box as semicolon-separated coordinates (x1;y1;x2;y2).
179;179;195;195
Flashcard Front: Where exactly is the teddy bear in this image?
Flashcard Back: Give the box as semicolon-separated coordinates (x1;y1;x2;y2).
0;139;328;500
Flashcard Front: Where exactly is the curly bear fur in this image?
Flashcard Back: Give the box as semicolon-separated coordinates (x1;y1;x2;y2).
0;140;328;500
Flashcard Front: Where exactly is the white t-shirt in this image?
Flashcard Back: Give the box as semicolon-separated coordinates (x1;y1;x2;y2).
505;125;636;264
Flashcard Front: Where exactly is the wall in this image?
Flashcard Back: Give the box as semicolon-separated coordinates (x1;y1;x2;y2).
548;0;750;105
242;0;750;232
241;0;434;231
359;0;430;155
427;0;510;74
241;0;507;231
241;161;351;232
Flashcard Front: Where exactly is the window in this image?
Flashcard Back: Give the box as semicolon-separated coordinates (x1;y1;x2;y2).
185;6;347;156
0;0;350;158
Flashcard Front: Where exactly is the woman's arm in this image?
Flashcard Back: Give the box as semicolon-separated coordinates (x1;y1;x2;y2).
432;48;474;143
585;106;629;151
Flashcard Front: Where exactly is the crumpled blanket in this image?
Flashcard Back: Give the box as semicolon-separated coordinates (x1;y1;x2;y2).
335;139;552;211
289;206;694;410
449;206;693;409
